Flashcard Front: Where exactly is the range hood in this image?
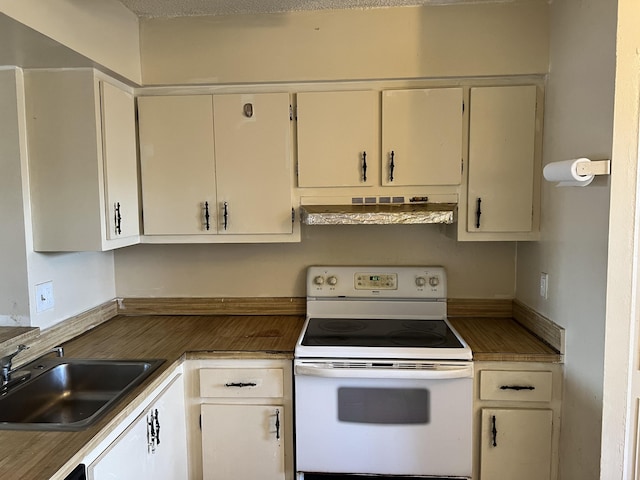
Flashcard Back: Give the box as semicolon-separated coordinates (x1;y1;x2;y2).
300;203;456;225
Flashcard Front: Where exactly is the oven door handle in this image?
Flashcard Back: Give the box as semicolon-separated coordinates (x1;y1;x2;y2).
295;364;473;380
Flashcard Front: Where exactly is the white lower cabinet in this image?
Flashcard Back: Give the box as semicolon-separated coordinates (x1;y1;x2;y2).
88;373;188;479
186;358;294;480
201;404;285;480
475;362;562;480
480;408;552;480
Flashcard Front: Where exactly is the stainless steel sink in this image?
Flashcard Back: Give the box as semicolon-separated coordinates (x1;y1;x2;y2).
0;358;164;431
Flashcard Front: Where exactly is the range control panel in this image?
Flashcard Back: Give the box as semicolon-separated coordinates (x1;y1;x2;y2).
355;273;397;290
307;266;446;299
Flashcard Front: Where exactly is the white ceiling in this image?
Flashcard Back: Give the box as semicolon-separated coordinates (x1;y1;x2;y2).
115;0;500;18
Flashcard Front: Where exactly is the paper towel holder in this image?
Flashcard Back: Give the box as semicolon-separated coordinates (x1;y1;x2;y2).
543;158;611;187
574;159;611;176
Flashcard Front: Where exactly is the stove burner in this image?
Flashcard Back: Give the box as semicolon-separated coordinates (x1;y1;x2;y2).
318;320;367;333
401;320;447;333
388;330;447;347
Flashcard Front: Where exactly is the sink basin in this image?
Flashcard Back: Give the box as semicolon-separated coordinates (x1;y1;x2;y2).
0;358;164;431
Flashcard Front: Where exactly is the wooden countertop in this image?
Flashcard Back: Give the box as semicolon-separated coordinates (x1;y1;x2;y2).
449;317;562;363
0;313;559;479
0;314;304;480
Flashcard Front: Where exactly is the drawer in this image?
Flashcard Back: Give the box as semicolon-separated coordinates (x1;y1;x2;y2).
480;370;553;402
199;368;284;398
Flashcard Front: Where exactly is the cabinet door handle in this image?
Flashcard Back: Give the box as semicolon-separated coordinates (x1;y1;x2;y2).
362;151;367;182
146;412;153;452
223;201;229;231
224;382;257;388
147;412;157;454
389;151;395;182
475;197;482;228
114;202;122;235
500;385;535;391
275;409;281;440
154;409;160;445
491;415;497;447
204;201;210;231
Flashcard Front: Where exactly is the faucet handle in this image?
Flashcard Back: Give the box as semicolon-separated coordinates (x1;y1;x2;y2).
0;344;29;369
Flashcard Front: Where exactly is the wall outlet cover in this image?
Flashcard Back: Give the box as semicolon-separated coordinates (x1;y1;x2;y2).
35;281;54;313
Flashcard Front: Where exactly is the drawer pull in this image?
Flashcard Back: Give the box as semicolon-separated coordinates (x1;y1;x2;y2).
500;385;535;391
224;382;257;388
275;408;281;440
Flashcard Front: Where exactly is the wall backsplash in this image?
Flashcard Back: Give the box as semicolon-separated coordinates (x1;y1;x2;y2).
114;225;516;299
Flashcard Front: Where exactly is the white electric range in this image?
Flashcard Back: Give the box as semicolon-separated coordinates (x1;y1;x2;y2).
294;266;473;480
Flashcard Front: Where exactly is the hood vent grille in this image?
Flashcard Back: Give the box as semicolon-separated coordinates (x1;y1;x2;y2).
300;203;456;226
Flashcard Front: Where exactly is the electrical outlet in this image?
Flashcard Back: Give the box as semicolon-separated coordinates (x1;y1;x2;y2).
35;281;55;313
539;272;549;299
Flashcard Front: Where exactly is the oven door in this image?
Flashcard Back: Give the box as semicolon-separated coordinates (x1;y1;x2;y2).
294;360;473;479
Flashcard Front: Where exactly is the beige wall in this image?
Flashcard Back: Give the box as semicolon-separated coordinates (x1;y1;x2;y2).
140;2;549;85
116;2;549;301
515;0;616;477
115;226;516;298
0;68;30;326
0;0;141;83
0;68;118;330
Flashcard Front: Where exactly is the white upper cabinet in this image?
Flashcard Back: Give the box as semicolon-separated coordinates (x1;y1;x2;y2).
296;88;463;191
296;90;380;188
138;95;217;235
138;93;295;241
25;69;140;251
101;82;140;240
457;85;540;241
213;93;294;235
381;88;463;186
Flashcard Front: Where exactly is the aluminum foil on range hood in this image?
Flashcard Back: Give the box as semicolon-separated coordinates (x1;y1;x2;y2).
300;203;457;225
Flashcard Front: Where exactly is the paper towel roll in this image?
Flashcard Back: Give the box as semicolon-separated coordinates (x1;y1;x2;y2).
543;158;595;187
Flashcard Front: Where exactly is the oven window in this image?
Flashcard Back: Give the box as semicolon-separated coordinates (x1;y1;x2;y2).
337;387;429;424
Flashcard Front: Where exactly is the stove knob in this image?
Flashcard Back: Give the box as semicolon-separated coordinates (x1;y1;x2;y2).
313;275;325;285
415;276;427;287
429;276;440;287
327;276;338;286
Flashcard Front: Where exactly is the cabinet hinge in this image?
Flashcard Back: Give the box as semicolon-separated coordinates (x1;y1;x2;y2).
461;158;464;174
291;207;296;223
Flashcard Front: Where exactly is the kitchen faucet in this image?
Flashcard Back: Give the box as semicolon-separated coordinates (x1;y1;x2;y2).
0;344;29;385
0;344;65;388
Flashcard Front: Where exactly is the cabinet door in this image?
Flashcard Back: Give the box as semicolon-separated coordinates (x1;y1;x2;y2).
213;93;293;234
100;81;140;240
138;95;217;235
297;90;379;188
89;375;188;480
382;88;463;186
467;86;537;233
201;404;285;480
89;403;151;479
480;408;552;480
